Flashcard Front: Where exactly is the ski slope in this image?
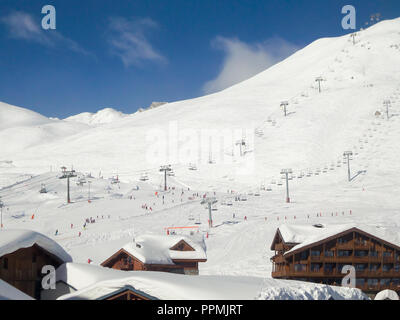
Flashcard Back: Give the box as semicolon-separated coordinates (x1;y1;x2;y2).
1;18;400;289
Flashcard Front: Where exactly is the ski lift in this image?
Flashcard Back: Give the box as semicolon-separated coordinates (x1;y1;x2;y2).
111;176;119;184
39;184;47;194
77;177;87;186
168;170;175;176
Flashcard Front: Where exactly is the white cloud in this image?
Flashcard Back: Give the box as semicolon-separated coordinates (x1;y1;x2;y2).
107;17;166;67
1;11;92;56
203;36;299;94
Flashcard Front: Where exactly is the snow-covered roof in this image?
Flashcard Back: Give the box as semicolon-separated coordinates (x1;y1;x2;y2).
0;279;34;300
120;234;207;265
0;229;72;263
56;263;367;300
275;224;400;256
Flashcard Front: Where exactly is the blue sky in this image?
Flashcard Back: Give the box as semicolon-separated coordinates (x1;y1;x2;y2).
0;0;399;118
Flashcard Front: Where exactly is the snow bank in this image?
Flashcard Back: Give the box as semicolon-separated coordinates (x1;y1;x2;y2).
0;229;72;263
374;289;399;300
257;279;368;300
0;279;34;300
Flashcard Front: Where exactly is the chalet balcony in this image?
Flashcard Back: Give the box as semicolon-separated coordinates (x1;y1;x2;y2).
120;262;134;271
359;283;400;293
354;270;400;277
272;255;286;264
336;243;354;250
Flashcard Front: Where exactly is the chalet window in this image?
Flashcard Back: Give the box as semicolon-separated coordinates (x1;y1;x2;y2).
294;264;307;272
394;264;400;272
383;264;392;272
383;251;392;258
338;238;348;244
392;279;400;285
355;250;368;257
355;264;367;271
367;279;378;286
324;251;334;257
310;264;320;272
324;264;335;272
369;251;378;257
300;252;308;260
380;279;391;286
369;264;379;271
2;258;8;270
311;250;320;256
356;278;365;286
338;250;352;257
338;264;346;272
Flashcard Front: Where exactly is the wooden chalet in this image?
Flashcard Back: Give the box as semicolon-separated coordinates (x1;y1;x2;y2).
101;234;207;275
0;230;72;299
271;224;400;294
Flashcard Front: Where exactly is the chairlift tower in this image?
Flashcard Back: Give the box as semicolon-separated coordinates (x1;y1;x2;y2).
88;180;92;201
63;168;76;204
235;139;246;156
343;151;353;182
383;100;391;120
201;196;218;228
315;77;324;93
280;101;289;117
160;165;172;191
280;169;293;203
350;33;356;45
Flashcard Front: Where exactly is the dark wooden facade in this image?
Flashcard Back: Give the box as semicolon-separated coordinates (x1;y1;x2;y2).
271;227;400;294
101;240;206;275
0;244;64;299
105;289;151;300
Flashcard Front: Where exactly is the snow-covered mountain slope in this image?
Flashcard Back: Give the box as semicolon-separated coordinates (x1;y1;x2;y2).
0;101;50;130
0;102;90;156
1;18;400;193
64;108;129;126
